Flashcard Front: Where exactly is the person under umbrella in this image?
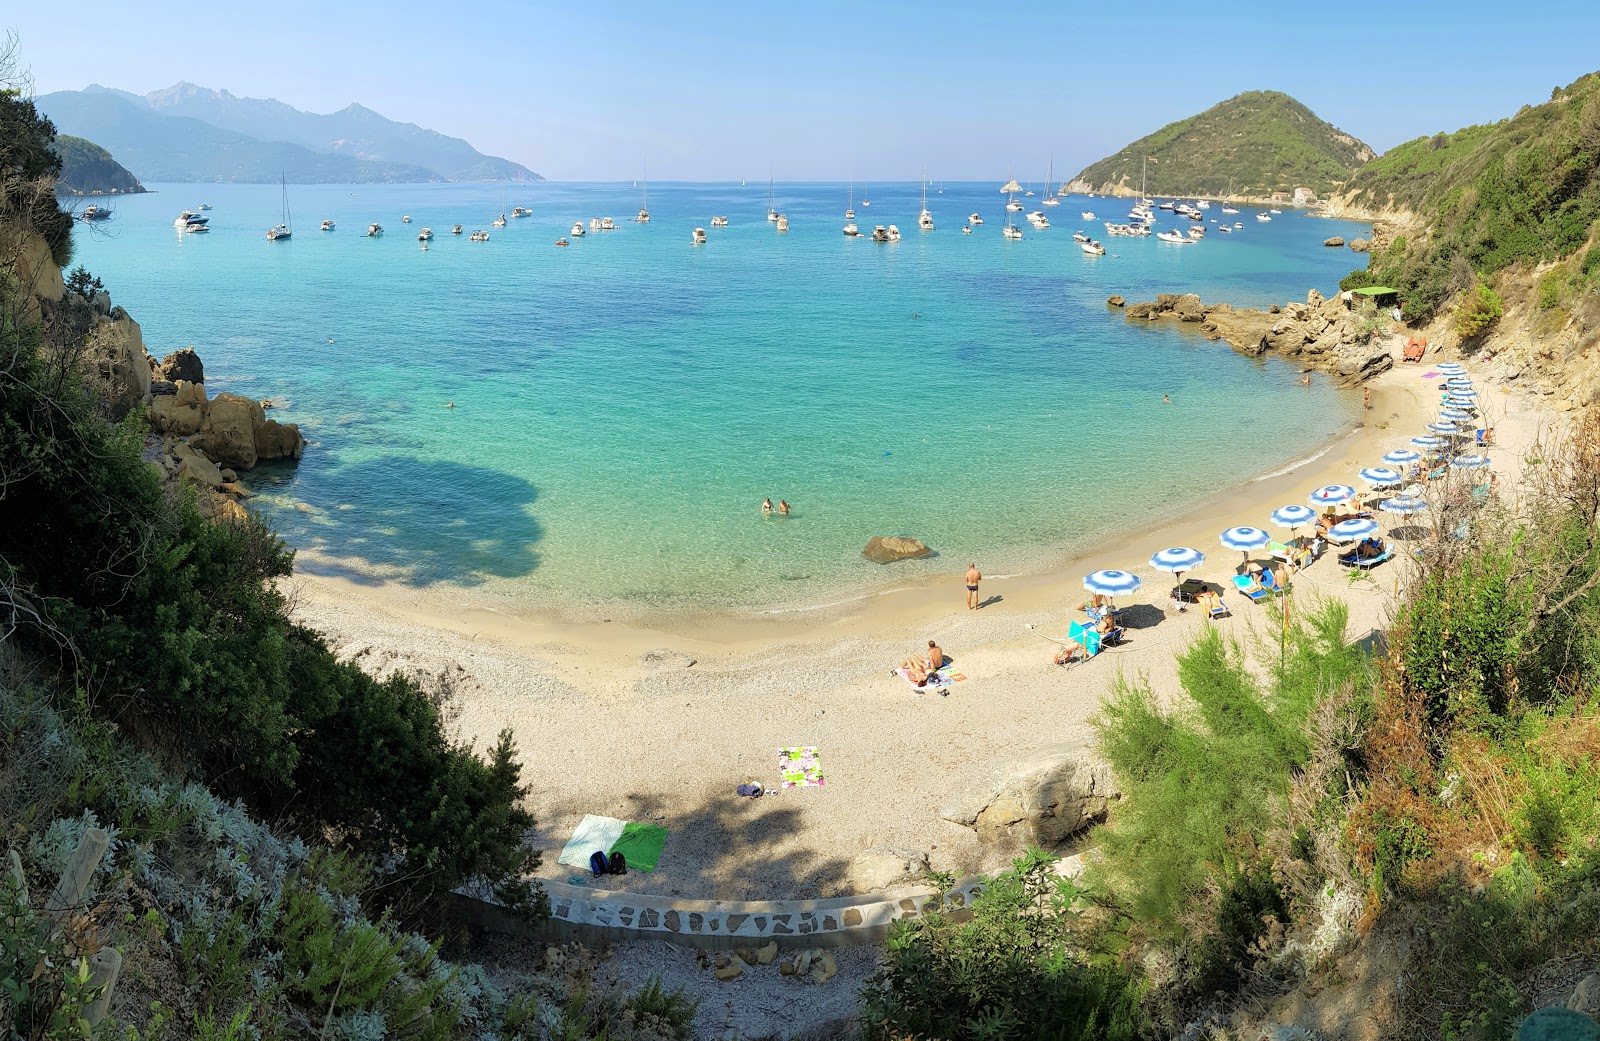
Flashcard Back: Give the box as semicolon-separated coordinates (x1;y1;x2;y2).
1150;547;1205;610
1270;504;1318;569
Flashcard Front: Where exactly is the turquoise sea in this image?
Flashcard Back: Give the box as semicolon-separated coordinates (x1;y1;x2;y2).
74;182;1372;615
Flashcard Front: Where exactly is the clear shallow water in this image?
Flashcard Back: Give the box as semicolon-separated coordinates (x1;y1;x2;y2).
75;182;1371;613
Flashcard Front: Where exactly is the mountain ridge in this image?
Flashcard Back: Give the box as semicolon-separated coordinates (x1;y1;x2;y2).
1067;90;1375;200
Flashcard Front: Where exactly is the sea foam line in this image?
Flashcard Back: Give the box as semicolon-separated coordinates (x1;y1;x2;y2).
1253;442;1337;482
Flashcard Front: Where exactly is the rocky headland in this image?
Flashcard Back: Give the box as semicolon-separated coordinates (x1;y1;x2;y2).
1112;287;1395;385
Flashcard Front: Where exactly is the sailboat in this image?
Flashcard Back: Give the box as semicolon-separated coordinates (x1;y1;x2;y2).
265;173;292;240
846;180;856;221
918;171;934;231
636;162;650;223
767;170;778;222
1001;174;1023;239
861;184;870;207
1043;154;1060;206
1221;177;1240;214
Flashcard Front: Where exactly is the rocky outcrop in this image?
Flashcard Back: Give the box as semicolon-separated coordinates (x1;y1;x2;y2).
1107;295;1126;307
1348;237;1371;253
0;226;65;320
847;848;931;892
149;380;207;436
255;419;305;462
158;347;204;385
941;745;1119;854
862;536;931;563
1123;288;1397;385
1323;236;1345;247
83;313;152;420
197;393;265;469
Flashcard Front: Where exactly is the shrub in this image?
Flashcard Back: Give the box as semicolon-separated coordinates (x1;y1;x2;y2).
1455;278;1505;338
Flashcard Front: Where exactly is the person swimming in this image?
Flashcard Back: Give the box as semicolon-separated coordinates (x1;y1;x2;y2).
762;498;773;517
778;499;791;516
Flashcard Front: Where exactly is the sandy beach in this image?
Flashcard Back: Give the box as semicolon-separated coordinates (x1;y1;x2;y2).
290;348;1553;902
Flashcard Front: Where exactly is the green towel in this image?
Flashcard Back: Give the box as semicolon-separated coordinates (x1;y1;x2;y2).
608;821;669;872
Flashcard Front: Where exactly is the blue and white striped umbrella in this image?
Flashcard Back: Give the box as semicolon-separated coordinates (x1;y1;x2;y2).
1449;389;1478;400
1150;547;1205;574
1426;422;1459;435
1220;526;1272;551
1411;435;1447;450
1359;467;1403;487
1328;518;1380;543
1447;375;1474;385
1436;362;1465;371
1380;495;1428;515
1270;504;1318;529
1451;454;1491;470
1308;484;1357;507
1383;449;1422;466
1440;407;1471;421
1084;569;1143;597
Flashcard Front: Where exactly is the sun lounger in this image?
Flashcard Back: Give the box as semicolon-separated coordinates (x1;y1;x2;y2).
1084;607;1126;645
1269;540;1314;570
1207;595;1230;620
1231;574;1271;603
1259;570;1289;596
1339;539;1391;569
1172;578;1208;605
1402;339;1426;363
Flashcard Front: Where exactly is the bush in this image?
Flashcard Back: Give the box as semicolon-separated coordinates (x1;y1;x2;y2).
1454;278;1505;338
862;849;1145;1041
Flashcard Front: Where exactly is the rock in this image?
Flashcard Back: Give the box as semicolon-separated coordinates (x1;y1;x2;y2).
1349;237;1371;253
1307;288;1325;307
158;347;204;384
862;536;931;564
197;393;265;469
215;499;250;525
847;847;930;892
149;379;207;436
1332;341;1395;381
149;379;177;396
1174;294;1206;322
83;314;151;420
255;419;305;463
753;940;779;966
220;467;238;482
1518;1007;1600;1041
810;951;838;985
1323;236;1345;247
778;958;797;977
713;955;746;981
1269;305;1281;314
1106;295;1126;307
1124;302;1158;321
220;482;253;499
1567;973;1600;1018
0;226;65;315
171;442;225;489
941;745;1119;852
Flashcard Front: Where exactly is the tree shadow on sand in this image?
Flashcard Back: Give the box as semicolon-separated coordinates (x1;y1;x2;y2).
250;455;543;588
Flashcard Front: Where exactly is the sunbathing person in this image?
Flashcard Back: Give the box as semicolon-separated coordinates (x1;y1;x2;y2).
1197;588;1222;614
1053;640;1084;665
1356;537;1385;559
901;640;945;685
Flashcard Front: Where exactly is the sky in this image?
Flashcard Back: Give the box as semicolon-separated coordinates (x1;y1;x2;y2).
9;1;1600;181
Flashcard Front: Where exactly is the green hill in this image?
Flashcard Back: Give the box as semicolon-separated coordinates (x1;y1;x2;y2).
49;133;146;194
1067;90;1375;199
1336;71;1600;321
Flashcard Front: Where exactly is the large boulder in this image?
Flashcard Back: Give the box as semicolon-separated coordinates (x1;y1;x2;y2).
0;226;65;317
197;393;265;469
1323;236;1345;247
1174;293;1207;322
1568;973;1600;1018
862;536;931;563
1348;237;1371;253
149;379;207;436
846;847;930;892
171;441;225;489
1124;302;1159;321
1106;295;1126;307
255;419;305;462
83;314;151;420
158;347;204;385
941;745;1119;853
1331;340;1395;382
1307;288;1325;307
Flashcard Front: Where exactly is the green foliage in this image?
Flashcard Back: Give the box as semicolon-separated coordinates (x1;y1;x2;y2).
1454;278;1505;338
1071;90;1374;197
1090;604;1366;930
63;267;103;300
0;866;107;1040
1343;72;1600;321
862;849;1145;1041
1338;267;1376;292
621;979;697;1041
0;87;75;267
1397;548;1522;731
47;135;143;196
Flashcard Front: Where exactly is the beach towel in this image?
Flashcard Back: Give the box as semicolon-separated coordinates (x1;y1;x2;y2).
894;667;968;692
778;746;825;788
608;821;669;872
557;814;626;869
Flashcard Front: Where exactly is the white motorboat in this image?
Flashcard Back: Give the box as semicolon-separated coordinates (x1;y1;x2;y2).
1027;210;1048;228
320;219;335;231
1197;199;1210;209
1006;199;1023;212
492;214;507;227
1081;240;1105;255
1270;208;1282;214
871;224;889;242
418;227;433;241
961;225;972;234
174;210;208;227
1003;224;1023;240
511;206;532;218
601;217;617;230
452;224;463;235
775;214;789;232
1072;231;1089;242
1221;205;1240;214
402;215;412;223
1234;221;1244;229
184;221;209;234
1218;224;1232;233
1256;213;1272;222
968;213;983;225
195;202;212;211
265;173;292;241
367;223;383;236
571;222;585;236
711;216;728;227
1081;211;1095;219
80;204;113;222
692;227;707;245
1156;229;1190;243
1187;227;1205;239
590;218;602;232
469;230;490;241
843;221;861;237
887;224;901;242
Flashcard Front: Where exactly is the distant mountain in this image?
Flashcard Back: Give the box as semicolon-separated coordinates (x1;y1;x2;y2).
1067;91;1376;200
50;134;147;195
35;84;540;185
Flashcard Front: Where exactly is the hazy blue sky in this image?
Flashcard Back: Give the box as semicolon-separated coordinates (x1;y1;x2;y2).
10;1;1600;180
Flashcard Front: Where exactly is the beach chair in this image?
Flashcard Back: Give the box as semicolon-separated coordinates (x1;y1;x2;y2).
1339;538;1391;570
1207;594;1231;620
1269;540;1313;570
1057;621;1103;665
1231;574;1271;604
1402;338;1426;363
1172;578;1207;607
1259;570;1289;597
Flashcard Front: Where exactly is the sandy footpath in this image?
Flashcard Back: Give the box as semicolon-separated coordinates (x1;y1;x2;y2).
291;351;1552;904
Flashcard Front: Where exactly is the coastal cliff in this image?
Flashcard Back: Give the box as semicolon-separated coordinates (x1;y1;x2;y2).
49;133;148;195
1115;288;1395;384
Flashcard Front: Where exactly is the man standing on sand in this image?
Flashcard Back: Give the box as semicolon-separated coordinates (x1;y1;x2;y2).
965;562;982;610
1363;387;1371;411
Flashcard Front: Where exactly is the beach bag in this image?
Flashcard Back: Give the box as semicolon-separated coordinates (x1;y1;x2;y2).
589;850;610;877
608;851;628;876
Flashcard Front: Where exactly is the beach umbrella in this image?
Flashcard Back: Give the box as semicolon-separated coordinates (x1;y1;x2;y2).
1308;484;1357;508
1447;375;1473;384
1220;525;1272;570
1425;422;1459;435
1328;517;1379;543
1384;449;1422;466
1437;362;1465;372
1441;407;1471;421
1410;435;1447;451
1359;467;1403;487
1150;547;1205;573
1379;495;1428;515
1451;454;1491;470
1449;389;1478;400
1270;505;1317;530
1084;569;1142;598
